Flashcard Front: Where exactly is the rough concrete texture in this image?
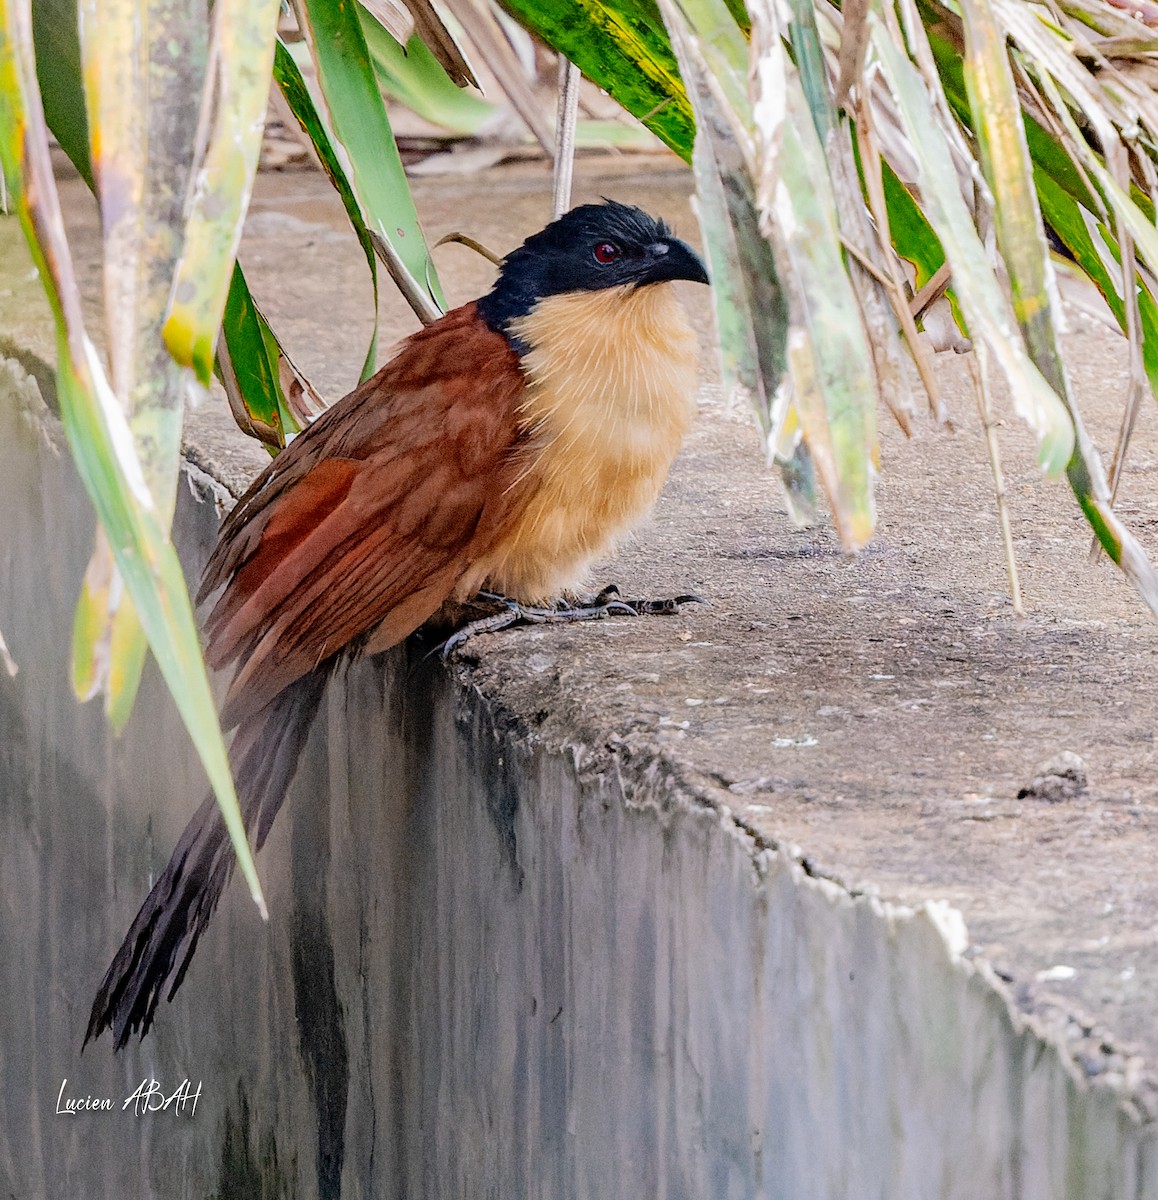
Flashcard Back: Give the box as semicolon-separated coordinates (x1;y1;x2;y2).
3;159;1158;1195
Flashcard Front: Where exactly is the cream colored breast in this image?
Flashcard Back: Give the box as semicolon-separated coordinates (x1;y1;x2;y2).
463;282;699;603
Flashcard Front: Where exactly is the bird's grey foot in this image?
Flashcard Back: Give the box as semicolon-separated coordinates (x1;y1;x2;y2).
578;583;707;616
439;586;705;659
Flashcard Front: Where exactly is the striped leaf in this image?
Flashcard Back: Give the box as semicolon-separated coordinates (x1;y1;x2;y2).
0;0;266;914
162;0;282;385
498;0;695;160
294;0;444;323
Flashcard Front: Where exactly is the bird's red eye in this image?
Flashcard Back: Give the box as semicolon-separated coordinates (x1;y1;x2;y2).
593;241;620;264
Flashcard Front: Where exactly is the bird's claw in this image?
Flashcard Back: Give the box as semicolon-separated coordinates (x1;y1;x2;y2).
438;587;706;659
586;583;706;616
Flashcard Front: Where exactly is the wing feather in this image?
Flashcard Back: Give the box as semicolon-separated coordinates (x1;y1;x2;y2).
202;302;529;725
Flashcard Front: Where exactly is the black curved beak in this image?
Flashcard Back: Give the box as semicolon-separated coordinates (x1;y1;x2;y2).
642;237;710;287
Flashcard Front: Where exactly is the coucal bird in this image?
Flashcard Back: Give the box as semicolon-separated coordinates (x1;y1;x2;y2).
87;200;709;1048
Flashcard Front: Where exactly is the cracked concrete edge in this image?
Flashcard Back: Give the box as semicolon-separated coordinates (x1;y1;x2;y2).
182;455;236;518
449;662;1158;1130
430;663;1158;1194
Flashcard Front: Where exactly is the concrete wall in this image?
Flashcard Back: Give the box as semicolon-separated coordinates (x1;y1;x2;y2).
2;352;1156;1199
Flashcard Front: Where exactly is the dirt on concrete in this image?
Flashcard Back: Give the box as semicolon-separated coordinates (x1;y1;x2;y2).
55;156;1158;1098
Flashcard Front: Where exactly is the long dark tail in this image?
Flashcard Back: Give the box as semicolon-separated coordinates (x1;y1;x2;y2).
85;664;333;1050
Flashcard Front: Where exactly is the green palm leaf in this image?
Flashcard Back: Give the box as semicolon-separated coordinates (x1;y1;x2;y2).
0;0;266;914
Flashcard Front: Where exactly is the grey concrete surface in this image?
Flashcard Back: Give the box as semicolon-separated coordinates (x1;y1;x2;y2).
2;160;1158;1196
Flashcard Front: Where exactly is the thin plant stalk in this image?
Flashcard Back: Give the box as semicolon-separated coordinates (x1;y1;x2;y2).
969;347;1025;616
553;56;580;219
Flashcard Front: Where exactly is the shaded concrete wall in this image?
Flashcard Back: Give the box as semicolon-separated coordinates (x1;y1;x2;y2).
2;355;1157;1199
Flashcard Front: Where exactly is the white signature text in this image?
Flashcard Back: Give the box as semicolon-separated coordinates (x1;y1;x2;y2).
56;1077;202;1117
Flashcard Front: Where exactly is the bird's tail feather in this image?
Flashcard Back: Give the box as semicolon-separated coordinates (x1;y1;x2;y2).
85;664;333;1050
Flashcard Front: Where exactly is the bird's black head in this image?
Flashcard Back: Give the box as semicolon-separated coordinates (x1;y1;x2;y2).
478;200;710;342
